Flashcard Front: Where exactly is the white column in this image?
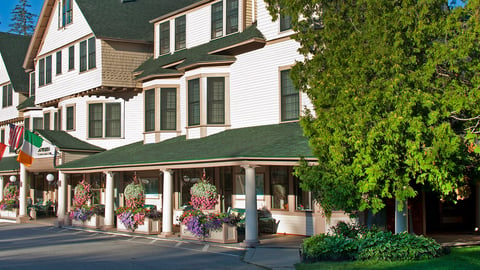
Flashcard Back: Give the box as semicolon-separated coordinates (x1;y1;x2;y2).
243;165;259;247
395;199;408;233
57;171;67;222
104;171;115;229
0;176;4;201
162;170;173;236
19;164;28;218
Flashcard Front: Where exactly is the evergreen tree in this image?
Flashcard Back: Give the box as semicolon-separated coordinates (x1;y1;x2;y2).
9;0;37;36
264;0;479;217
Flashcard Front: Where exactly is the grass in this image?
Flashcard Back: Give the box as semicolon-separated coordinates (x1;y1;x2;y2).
296;246;480;270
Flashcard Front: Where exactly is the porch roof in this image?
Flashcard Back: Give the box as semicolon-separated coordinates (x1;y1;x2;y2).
35;130;105;153
0;156;20;174
57;122;315;172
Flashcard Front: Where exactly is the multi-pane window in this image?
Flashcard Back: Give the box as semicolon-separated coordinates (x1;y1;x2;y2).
160;88;177;130
188;79;200;126
68;45;74;70
56;51;62;75
62;0;73;27
30;72;35;96
211;2;223;39
44;112;51;130
270;166;289;210
80;40;87;72
295;177;312;211
0;129;4;144
39;58;45;86
24;117;30;131
175;15;186;51
280;14;292;32
54;110;61;131
88;103;121;138
66;105;75;131
33;117;43;130
88;37;96;69
144;89;155;132
159;21;170;55
226;0;238;34
280;69;299;121
207;77;225;124
2;84;12;108
45;55;52;84
80;38;96;72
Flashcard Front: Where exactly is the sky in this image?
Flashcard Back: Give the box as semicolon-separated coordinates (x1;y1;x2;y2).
0;0;43;33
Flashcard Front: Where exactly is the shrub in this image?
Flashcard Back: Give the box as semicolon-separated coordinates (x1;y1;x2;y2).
330;221;369;239
302;234;358;262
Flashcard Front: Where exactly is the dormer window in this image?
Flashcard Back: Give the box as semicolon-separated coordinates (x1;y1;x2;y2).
226;0;238;34
175;15;186;51
211;2;223;39
211;0;239;40
159;21;170;55
59;0;73;27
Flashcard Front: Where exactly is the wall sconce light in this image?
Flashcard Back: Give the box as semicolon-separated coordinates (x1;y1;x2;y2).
46;173;59;187
9;175;16;183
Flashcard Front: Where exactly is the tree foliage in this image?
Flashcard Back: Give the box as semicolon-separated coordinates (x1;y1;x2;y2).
264;0;480;216
9;0;37;36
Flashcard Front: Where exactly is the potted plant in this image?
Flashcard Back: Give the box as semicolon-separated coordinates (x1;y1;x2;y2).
69;180;105;228
0;183;18;219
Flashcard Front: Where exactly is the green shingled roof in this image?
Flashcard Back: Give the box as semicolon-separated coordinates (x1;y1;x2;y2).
17;96;36;110
58;122;314;170
0;32;31;93
135;24;265;80
76;0;202;42
0;156;20;173
35;130;105;153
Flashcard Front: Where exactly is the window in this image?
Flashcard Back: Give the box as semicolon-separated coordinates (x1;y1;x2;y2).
68;45;74;70
88;103;121;138
175;15;186;51
295;177;312;211
211;2;223;39
66;105;75;131
80;38;96;72
188;79;200;126
61;0;73;27
280;69;299;121
226;0;238;34
144;89;155;132
280;13;292;32
39;58;45;86
0;129;4;144
160;88;177;130
2;84;12;108
44;112;51;130
56;51;62;75
30;72;35;96
207;77;225;124
45;55;52;84
271;167;289;210
24;117;30;131
159;21;170;55
33;118;43;130
54;110;61;130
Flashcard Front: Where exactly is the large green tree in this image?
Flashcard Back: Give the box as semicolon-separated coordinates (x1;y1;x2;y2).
9;0;37;36
264;0;480;216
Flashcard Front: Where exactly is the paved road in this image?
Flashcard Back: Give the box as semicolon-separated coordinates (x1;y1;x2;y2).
0;222;263;270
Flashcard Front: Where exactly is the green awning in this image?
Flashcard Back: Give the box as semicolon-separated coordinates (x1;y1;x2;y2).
0;156;20;174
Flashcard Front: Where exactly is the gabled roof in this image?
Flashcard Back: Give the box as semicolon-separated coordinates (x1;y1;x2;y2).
135;24;266;81
24;0;203;70
0;32;31;93
0;156;20;174
58;122;314;171
35;129;105;153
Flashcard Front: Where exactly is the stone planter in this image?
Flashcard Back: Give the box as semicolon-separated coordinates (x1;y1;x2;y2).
116;217;161;234
71;214;105;229
0;209;18;219
180;223;238;243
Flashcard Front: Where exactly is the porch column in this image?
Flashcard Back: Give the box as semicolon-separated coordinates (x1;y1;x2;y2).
0;176;4;201
395;199;408;233
104;171;115;229
476;182;480;229
19;164;28;219
161;169;173;237
57;171;67;223
242;165;259;247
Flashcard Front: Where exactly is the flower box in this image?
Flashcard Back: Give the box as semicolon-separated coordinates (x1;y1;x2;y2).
116;217;161;234
0;209;18;219
180;223;238;243
71;214;104;229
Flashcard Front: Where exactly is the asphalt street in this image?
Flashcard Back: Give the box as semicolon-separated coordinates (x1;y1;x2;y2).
0;222;263;270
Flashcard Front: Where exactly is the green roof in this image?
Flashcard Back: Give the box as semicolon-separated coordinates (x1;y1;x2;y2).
0;32;31;93
135;24;265;80
76;0;202;42
58;122;314;170
35;130;105;153
0;156;20;173
17;96;36;110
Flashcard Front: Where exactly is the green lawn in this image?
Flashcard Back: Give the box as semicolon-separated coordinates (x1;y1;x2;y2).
296;246;480;270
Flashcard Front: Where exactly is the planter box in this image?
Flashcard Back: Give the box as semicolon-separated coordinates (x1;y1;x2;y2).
180;223;238;243
71;214;105;229
116;217;161;235
0;209;18;219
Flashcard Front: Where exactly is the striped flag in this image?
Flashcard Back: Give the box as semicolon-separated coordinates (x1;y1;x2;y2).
17;130;43;167
8;124;23;150
0;143;6;161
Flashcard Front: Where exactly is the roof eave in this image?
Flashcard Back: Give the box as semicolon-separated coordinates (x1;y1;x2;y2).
150;0;213;24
